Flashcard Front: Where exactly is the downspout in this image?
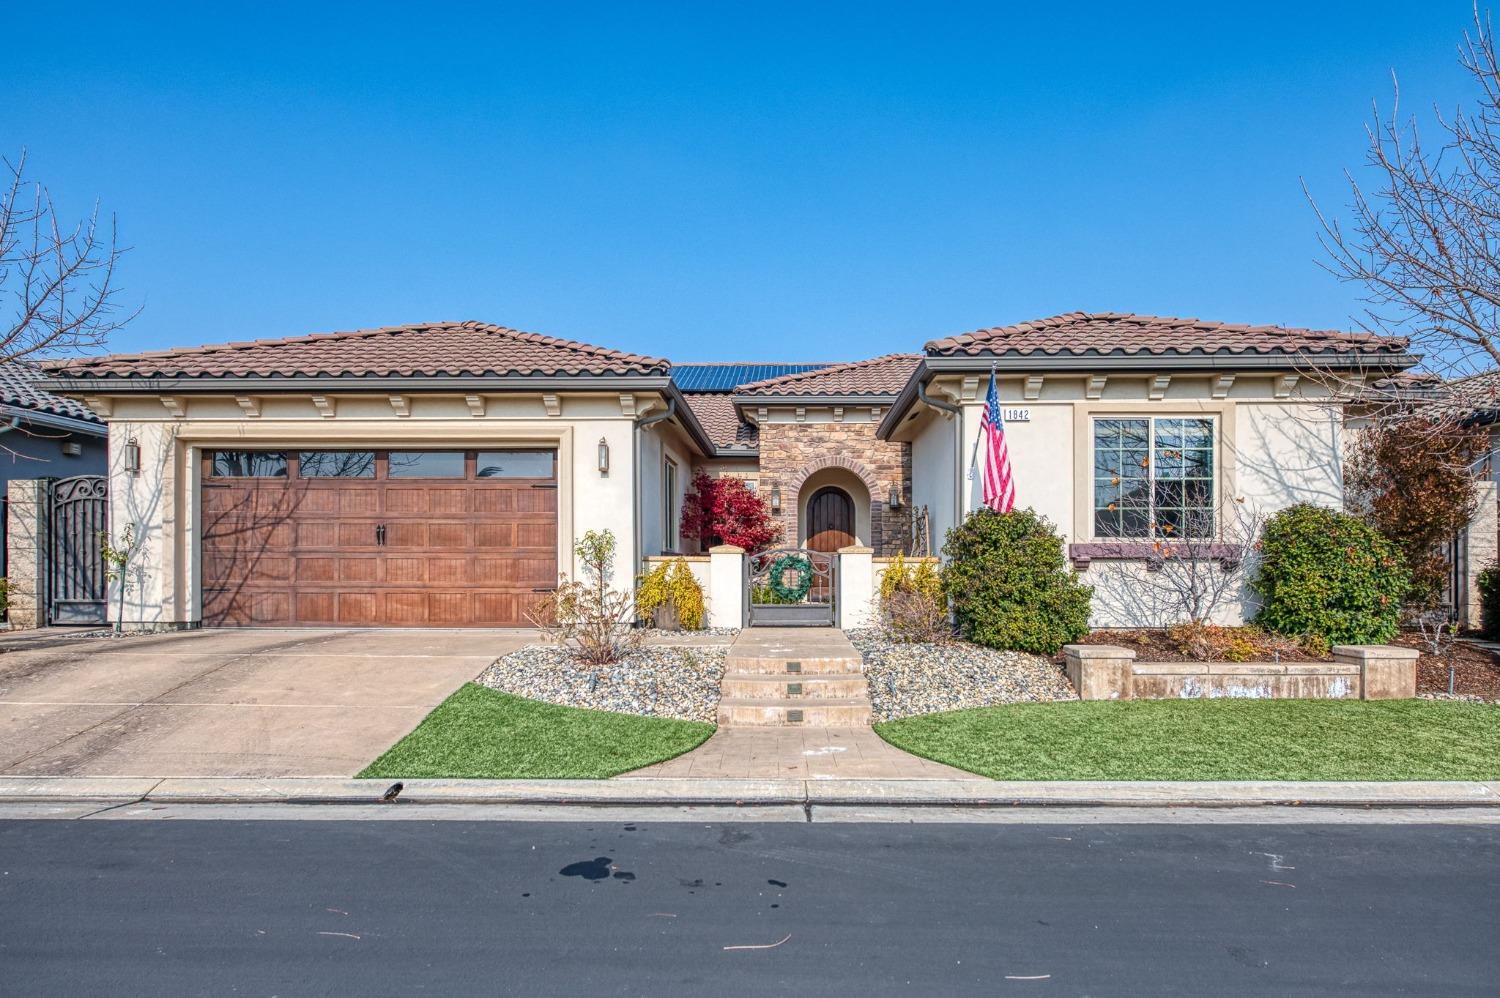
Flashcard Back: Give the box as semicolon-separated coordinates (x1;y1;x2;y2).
917;379;964;536
633;396;679;583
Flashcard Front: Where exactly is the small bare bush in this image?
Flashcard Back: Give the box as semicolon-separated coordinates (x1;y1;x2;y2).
528;529;642;666
876;555;950;643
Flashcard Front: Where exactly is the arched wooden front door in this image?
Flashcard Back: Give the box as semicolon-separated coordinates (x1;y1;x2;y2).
805;486;856;553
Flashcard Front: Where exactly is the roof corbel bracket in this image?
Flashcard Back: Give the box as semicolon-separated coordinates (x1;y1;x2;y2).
1149;375;1171;401
1211;374;1236;400
1085;375;1108;401
870;406;882;421
234;396;261;418
833;406;844;422
83;396;113;418
960;376;981;401
160;396;187;419
1023;375;1044;401
541;394;561;417
388;394;410;417
795;407;806;423
756;407;769;423
619;394;638;418
1274;374;1300;399
310;396;336;419
465;394;486;417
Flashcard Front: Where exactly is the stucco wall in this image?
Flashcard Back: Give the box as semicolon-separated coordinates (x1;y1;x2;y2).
98;392;649;627
909;410;956;557
907;372;1346;628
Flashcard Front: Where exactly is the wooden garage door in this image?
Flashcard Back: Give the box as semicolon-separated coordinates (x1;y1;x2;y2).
201;449;558;627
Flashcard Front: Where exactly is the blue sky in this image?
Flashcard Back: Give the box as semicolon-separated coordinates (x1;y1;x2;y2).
3;1;1482;362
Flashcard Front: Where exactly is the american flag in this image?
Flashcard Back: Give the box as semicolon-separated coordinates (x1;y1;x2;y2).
980;367;1015;513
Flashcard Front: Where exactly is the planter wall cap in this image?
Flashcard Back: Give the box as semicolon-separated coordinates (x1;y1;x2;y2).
1062;643;1137;661
837;545;874;554
1332;644;1421;661
708;544;745;554
873;555;941;563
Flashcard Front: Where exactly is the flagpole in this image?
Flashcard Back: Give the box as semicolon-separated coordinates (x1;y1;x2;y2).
967;363;996;473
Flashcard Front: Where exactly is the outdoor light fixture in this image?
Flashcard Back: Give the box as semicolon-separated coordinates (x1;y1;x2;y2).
889;485;902;509
597;437;610;475
123;439;141;475
770;482;781;512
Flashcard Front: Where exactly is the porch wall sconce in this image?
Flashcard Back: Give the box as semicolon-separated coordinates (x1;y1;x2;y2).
123;439;141;475
597;437;610;476
888;485;902;509
769;482;781;512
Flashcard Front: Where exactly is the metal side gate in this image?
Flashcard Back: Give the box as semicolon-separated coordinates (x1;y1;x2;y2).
48;475;109;625
745;547;837;627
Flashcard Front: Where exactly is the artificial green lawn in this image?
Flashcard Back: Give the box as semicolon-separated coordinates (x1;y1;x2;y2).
874;699;1500;781
359;683;714;780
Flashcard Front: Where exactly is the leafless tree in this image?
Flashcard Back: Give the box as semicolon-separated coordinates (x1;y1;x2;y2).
1133;498;1266;627
0;150;137;364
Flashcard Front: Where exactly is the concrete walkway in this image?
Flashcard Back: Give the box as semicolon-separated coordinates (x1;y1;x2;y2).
624;726;981;780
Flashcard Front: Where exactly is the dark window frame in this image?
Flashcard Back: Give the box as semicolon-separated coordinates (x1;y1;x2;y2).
1091;416;1216;540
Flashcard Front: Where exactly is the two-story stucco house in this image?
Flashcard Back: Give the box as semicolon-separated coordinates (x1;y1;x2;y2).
42;312;1417;629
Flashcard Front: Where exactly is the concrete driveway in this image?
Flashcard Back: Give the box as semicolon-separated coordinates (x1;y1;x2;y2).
0;628;535;778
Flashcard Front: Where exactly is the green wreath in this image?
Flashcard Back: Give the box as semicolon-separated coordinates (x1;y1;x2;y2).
768;553;815;602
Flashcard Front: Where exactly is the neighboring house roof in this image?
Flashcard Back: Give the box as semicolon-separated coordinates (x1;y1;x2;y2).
736;353;921;397
672;363;834;392
47;321;668;379
0;361;105;428
926;312;1409;359
682;393;758;451
1448;369;1500;419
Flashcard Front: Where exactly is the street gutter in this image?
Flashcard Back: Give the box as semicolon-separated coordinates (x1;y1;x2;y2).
2;776;1498;809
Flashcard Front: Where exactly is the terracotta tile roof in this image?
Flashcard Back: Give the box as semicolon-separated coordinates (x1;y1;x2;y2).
1448;369;1500;414
0;362;103;424
926;312;1408;358
683;392;758;451
47;321;668;379
736;353;921;397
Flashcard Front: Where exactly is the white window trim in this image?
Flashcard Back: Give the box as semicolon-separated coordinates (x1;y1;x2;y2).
1089;414;1218;541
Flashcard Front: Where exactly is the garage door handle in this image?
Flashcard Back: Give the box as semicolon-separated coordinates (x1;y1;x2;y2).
375;523;386;546
531;587;557;593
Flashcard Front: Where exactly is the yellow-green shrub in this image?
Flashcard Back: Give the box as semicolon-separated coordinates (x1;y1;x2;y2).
636;558;706;630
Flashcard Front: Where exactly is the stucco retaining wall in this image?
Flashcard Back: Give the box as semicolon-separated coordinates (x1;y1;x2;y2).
1063;643;1419;701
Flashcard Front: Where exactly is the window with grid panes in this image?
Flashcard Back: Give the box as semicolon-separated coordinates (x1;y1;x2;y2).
1092;417;1215;538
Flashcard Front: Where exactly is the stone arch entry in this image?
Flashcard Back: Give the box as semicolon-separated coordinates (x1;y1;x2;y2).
805;486;855;554
786;455;881;554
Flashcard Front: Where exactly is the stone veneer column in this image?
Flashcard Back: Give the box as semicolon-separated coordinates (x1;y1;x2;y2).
708;545;745;628
1462;481;1498;629
5;479;49;629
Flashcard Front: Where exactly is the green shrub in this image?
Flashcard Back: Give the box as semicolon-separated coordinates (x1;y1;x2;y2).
1479;565;1500;639
1251;503;1408;645
0;576;8;617
941;508;1093;654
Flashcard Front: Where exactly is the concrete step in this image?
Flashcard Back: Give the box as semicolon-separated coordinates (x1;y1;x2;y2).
724;653;864;675
719;673;869;700
716;697;873;727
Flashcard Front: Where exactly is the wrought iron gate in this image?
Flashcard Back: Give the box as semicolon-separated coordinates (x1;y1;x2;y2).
48;475;109;625
745;547;836;627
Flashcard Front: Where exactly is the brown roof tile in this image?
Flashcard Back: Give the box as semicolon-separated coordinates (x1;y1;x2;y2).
926;312;1408;358
737;353;920;397
48;321;668;379
683;393;758;450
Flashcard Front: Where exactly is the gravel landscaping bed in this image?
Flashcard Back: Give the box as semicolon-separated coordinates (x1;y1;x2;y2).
849;630;1078;721
477;643;725;722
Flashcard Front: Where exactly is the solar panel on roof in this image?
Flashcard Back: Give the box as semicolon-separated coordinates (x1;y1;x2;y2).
670;363;835;392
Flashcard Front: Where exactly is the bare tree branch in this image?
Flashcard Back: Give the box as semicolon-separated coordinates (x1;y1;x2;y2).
0;149;138;364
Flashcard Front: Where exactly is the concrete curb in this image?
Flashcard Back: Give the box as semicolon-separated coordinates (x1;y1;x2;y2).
1;776;1498;808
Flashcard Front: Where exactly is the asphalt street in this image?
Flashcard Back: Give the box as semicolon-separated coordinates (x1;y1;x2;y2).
1;817;1495;996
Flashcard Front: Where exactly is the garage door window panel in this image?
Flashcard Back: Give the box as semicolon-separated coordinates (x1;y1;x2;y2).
212;451;288;478
388;451;466;478
477;450;554;478
299;451;375;478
